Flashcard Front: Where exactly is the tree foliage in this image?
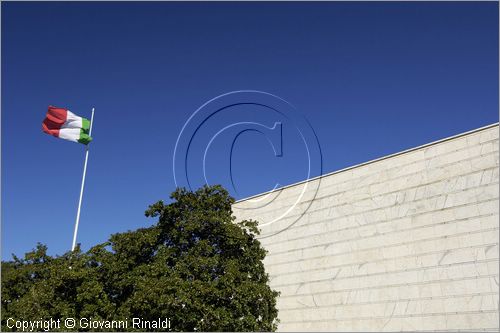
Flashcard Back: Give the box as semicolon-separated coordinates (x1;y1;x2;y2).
1;185;280;331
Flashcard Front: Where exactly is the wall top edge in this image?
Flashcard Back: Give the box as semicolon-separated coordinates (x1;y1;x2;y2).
235;122;500;203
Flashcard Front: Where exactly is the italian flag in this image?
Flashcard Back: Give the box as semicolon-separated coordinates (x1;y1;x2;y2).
42;106;92;145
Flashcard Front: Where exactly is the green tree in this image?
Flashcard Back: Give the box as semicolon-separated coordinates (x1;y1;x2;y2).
1;185;280;331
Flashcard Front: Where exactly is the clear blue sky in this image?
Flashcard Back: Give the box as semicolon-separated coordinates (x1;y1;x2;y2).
2;2;498;259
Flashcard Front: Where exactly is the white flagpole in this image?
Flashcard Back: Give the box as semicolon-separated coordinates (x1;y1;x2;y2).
71;108;95;252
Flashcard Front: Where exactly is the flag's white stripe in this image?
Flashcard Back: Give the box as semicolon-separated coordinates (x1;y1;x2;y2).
61;110;83;129
59;128;81;142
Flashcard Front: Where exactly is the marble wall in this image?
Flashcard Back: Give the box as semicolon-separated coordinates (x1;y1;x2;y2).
233;124;499;331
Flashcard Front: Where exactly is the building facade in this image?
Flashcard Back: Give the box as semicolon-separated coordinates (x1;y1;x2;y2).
233;124;499;331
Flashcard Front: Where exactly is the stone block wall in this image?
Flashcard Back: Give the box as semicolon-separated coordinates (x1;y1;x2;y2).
233;124;499;331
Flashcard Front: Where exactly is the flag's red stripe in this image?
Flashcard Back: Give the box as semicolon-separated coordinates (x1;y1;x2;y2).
42;106;68;137
42;121;60;137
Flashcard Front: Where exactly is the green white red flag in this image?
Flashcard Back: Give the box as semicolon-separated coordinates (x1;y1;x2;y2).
42;106;92;145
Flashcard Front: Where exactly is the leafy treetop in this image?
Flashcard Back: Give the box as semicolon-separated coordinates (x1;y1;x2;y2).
1;185;280;331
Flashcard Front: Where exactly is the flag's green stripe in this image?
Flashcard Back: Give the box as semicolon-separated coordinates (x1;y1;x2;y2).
78;129;92;145
81;118;90;133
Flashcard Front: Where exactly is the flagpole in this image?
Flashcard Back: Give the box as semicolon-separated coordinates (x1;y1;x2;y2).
71;108;95;252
